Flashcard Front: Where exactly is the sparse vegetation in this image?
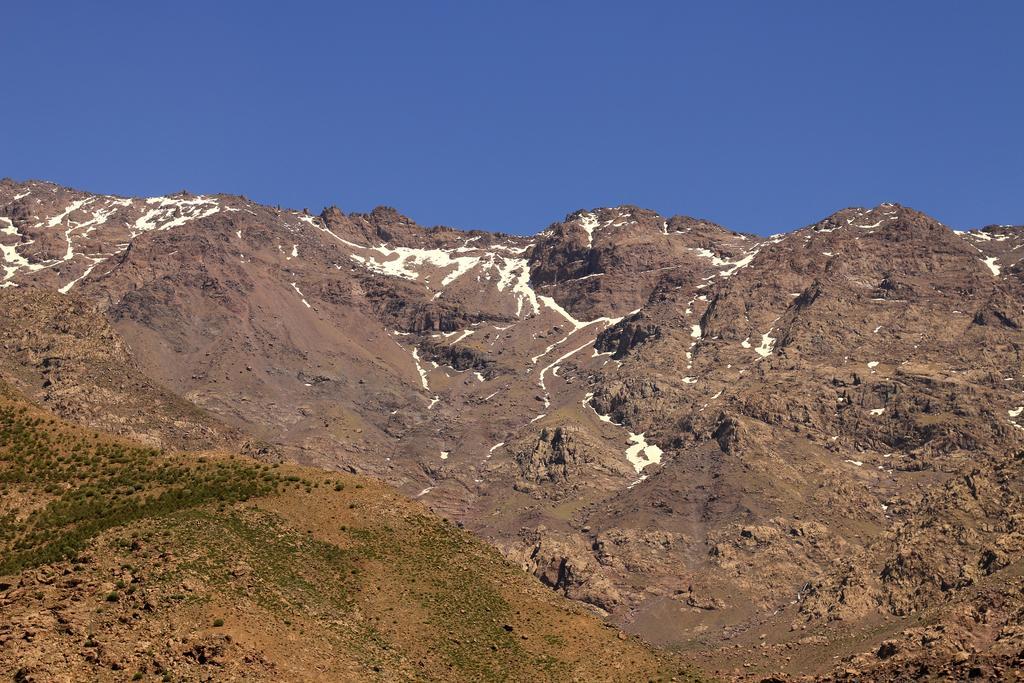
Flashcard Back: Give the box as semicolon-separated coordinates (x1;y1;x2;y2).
0;391;281;574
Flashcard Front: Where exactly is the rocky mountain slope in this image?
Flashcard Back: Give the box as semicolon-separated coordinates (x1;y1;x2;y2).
0;381;691;681
2;177;1023;680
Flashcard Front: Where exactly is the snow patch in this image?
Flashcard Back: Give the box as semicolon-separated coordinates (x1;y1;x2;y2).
982;256;1001;276
625;433;663;474
494;257;540;317
578;212;598;247
0;217;46;282
349;243;481;288
133;195;222;235
755;331;775;357
718;252;756;278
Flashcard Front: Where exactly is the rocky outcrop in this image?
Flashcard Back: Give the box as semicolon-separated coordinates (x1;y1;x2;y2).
420;337;497;374
505;528;624;612
594;312;660;359
514;425;593;487
358;275;484;332
528;206;757;319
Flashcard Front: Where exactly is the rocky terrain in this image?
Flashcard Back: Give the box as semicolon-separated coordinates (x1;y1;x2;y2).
0;382;691;681
2;177;1023;680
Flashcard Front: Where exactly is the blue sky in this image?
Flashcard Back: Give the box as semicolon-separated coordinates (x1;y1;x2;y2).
3;2;1021;235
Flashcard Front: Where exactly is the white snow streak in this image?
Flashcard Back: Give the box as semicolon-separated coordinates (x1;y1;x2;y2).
982;256;1001;276
578;212;598;247
411;348;430;390
290;282;311;308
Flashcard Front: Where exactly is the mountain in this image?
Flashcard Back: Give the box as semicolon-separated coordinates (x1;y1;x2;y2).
3;177;1023;680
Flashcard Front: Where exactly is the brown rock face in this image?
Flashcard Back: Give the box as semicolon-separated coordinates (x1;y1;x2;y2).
515;425;598;489
3;179;1024;679
0;288;253;452
528;206;756;319
594;311;660;358
504;527;625;612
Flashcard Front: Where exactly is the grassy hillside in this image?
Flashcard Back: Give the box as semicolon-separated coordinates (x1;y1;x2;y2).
0;385;701;682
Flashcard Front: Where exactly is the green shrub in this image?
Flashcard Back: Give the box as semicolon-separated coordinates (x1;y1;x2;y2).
0;398;282;574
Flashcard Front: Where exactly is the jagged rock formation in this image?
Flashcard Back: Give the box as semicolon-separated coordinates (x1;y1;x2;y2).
512;424;626;495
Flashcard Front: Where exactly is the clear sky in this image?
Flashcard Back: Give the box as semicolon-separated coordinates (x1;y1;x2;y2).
3;2;1021;235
